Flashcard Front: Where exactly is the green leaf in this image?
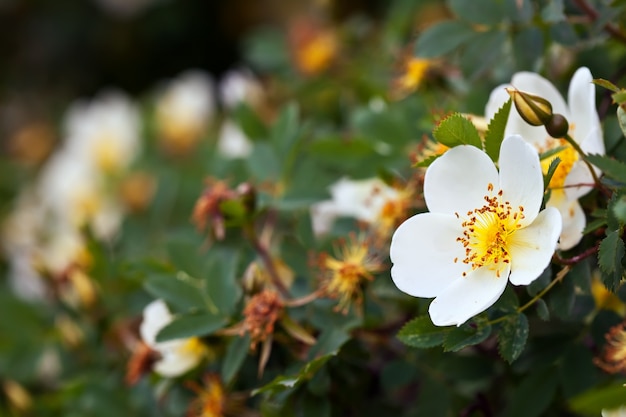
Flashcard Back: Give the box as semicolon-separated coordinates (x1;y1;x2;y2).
613;195;626;225
459;29;506;79
397;316;451;348
618;106;626;139
155;311;227;342
548;270;576;319
536;298;550;320
484;98;512;162
252;352;337;396
144;272;207;312
414;21;476;58
271;102;300;155
433;113;482;149
221;334;251;385
448;0;505;25
541;0;565;22
505;367;559;417
569;383;626;415
497;313;529;363
231;102;268;141
513;27;544;69
543;157;561;190
583;217;607;235
247;142;281;182
442;320;492;352
598;229;625;291
587;154;626;185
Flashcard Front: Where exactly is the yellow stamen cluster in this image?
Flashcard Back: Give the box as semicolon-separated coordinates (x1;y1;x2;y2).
594;320;626;374
186;374;226;417
322;235;383;313
179;337;207;357
455;183;524;277
540;138;579;189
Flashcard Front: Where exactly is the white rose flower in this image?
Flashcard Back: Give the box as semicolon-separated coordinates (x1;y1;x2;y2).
140;300;205;377
390;136;562;326
310;177;400;236
486;67;603;250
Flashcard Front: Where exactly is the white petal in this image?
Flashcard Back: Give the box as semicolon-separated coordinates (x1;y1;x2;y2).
547;194;585;250
563;159;596;200
485;83;510;120
508;207;562;286
499;135;544;226
153;343;202;377
390;213;466;298
511;71;569;117
424;145;498;216
428;266;509;326
140;300;172;347
309;200;339;236
568;67;602;153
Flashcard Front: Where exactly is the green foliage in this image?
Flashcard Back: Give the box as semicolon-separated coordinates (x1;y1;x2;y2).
156;311;227;342
432;113;482;149
414;21;476;58
570;383;626;416
252;351;337;396
598;229;625;291
397;315;450;348
587;154;626;185
442;320;492;352
497;313;529;363
5;1;626;415
484;98;512;162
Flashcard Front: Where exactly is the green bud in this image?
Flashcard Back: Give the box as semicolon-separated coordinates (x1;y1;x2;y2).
506;87;554;126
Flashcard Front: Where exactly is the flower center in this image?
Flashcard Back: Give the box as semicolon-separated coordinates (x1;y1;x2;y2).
179;337;206;357
540;139;579;189
455;183;525;277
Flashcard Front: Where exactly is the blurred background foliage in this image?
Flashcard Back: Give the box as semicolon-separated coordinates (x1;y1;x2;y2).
1;0;626;416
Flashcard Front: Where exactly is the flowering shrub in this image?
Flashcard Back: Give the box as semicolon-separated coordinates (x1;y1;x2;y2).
3;1;626;416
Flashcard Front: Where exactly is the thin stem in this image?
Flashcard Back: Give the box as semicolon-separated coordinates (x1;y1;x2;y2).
518;266;570;313
487;266;570;326
553;244;599;266
244;225;290;297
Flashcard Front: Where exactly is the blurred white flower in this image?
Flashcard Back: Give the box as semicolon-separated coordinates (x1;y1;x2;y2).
2;190;48;301
486;67;603;250
219;68;263;110
603;406;626;417
310;177;400;236
155;70;215;153
37;151;123;240
216;119;252;159
390;136;561;326
64;91;141;174
140;300;206;377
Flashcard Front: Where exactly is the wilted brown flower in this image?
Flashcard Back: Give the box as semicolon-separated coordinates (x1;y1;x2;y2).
243;290;284;349
125;340;160;385
595;320;626;374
